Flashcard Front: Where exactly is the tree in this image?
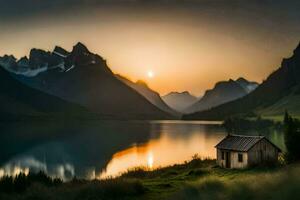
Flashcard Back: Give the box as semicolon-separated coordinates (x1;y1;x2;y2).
284;110;290;125
223;117;235;134
284;111;300;162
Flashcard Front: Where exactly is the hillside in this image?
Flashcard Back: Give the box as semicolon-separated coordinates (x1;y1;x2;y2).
0;66;90;120
183;42;300;120
1;43;172;120
257;87;300;118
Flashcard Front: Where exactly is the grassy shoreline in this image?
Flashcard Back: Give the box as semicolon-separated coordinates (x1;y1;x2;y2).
2;156;299;200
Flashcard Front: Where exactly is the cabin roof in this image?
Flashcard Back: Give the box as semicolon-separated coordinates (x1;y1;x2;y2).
215;134;281;152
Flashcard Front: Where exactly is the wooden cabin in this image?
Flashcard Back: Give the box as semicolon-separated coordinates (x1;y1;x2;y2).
215;135;281;168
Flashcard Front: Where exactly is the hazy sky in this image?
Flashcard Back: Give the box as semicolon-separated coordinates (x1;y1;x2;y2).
1;0;299;96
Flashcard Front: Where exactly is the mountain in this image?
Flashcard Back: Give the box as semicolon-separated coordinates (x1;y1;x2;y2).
236;77;259;93
1;42;172;120
162;91;198;113
116;75;180;117
185;78;258;113
183;42;300;120
0;66;91;120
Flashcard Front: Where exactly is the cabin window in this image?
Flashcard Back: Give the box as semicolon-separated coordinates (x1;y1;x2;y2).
238;153;243;162
221;151;225;160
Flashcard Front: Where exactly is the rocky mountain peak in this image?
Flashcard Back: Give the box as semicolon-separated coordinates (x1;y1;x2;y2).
29;48;48;58
72;42;90;55
53;46;69;57
0;55;16;62
1;42;111;76
236;77;258;93
214;80;236;89
236;77;248;83
28;49;51;68
0;55;17;72
17;56;29;67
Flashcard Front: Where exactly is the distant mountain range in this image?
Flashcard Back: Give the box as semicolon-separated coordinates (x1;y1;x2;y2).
185;78;258;113
0;42;172;120
116;75;180;117
2;41;298;121
162;91;198;113
183;42;300;120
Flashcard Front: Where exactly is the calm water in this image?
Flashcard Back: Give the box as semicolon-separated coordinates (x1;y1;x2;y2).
0;120;284;180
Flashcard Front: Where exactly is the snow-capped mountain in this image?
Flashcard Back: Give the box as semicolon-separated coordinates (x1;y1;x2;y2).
1;42;172;120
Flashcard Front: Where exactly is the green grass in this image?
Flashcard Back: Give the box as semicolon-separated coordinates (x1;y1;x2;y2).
171;164;300;200
119;157;215;199
1;156;299;200
0;176;146;200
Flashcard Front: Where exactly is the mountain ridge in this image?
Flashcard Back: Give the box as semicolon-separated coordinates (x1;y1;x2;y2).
116;74;180;117
162;91;198;113
183;41;300;120
1;42;173;120
184;78;258;114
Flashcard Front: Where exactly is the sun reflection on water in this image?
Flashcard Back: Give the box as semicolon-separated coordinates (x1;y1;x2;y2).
99;130;224;179
147;152;154;169
0;121;228;180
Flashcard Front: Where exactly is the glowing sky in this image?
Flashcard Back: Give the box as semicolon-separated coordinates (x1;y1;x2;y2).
0;0;299;95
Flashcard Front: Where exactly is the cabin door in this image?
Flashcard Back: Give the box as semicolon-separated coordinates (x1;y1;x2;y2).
225;152;231;168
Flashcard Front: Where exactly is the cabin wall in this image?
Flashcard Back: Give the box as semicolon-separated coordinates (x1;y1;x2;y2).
216;149;248;168
216;149;226;167
248;139;279;166
230;151;248;168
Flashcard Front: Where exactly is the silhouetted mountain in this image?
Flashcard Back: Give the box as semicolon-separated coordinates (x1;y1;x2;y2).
116;75;180;117
236;77;258;93
162;91;198;113
2;42;171;120
185;78;257;113
0;66;90;120
183;42;300;120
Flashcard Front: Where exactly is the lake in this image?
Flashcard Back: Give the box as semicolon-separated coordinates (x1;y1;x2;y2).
0;120;285;180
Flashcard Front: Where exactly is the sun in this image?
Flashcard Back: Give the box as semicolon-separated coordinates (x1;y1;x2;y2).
147;70;154;78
